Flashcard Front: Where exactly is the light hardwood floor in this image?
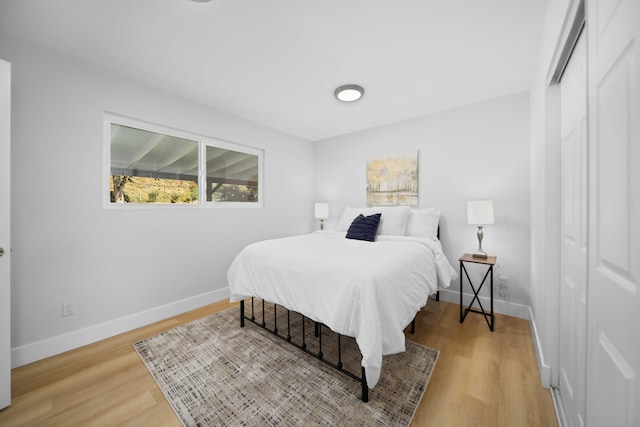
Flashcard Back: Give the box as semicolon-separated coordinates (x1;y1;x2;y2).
0;298;557;426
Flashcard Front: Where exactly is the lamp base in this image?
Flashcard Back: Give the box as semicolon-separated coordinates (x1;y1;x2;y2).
473;226;488;258
472;250;488;259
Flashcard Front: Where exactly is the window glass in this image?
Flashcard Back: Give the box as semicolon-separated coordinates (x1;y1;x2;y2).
110;124;199;204
205;145;259;203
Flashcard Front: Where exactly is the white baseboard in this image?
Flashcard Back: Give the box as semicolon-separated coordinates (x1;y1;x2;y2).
11;287;230;368
12;286;556;398
528;305;552;388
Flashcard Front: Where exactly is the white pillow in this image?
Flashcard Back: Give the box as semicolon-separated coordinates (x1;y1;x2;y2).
406;208;440;240
338;206;410;236
375;206;411;235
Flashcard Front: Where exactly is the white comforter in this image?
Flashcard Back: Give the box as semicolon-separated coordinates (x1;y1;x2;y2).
227;231;457;388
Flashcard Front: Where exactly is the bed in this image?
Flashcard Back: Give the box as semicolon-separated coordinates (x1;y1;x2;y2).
227;206;457;401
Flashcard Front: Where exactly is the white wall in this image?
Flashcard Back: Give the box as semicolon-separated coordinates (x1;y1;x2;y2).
529;0;573;387
314;92;531;313
0;37;314;366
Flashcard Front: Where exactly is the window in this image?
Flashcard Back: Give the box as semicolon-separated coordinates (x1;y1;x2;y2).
105;114;263;207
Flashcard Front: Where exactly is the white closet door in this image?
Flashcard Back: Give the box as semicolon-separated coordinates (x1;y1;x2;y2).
0;59;11;410
558;31;588;427
586;0;640;425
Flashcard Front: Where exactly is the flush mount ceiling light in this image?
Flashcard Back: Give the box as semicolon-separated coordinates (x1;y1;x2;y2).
334;84;365;102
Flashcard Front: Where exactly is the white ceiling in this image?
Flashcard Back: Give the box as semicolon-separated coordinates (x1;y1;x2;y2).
0;0;547;141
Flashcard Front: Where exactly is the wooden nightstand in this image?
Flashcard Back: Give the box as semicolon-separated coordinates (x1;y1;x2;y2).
459;253;496;331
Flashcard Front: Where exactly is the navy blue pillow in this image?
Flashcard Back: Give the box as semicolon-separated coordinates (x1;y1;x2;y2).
345;213;381;242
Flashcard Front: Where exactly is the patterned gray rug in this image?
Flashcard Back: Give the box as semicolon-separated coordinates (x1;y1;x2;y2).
133;302;438;426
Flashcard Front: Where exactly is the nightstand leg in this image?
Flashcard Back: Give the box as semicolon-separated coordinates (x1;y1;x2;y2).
490;265;494;331
459;262;463;322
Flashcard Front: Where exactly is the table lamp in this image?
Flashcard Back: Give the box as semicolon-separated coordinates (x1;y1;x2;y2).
467;200;494;258
314;202;329;230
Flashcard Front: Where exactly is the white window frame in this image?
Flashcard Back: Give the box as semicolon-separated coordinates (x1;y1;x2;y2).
103;113;264;209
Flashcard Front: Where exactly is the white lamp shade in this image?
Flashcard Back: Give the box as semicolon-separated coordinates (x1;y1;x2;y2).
467;200;494;225
314;202;329;219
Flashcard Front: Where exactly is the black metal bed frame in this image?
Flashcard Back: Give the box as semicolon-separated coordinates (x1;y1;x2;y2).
239;296;433;402
240;297;372;401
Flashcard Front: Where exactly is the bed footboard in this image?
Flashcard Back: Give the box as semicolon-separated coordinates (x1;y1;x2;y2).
239;298;369;402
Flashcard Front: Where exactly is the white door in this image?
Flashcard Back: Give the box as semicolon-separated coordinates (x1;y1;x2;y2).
558;31;588;427
0;59;11;409
586;0;640;425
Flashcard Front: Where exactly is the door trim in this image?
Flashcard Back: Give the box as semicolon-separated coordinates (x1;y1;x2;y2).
0;58;12;410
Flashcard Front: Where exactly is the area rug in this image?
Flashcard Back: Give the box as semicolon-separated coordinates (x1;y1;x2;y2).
133;302;438;426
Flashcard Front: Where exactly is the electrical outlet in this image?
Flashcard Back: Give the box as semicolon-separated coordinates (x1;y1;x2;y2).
498;276;508;288
498;276;510;301
62;300;76;317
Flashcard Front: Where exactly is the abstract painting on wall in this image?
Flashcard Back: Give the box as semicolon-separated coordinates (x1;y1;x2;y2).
366;150;418;206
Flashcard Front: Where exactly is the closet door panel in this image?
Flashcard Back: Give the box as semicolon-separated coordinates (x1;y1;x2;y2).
558;30;587;427
587;0;639;425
